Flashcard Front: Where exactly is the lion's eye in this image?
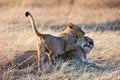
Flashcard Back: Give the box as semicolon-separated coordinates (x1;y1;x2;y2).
89;42;93;44
84;45;87;47
76;36;78;39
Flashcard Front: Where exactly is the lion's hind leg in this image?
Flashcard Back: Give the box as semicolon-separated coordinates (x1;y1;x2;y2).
37;42;46;72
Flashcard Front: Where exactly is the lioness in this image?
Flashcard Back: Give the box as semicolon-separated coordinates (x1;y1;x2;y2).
3;36;94;71
3;50;50;70
61;36;94;63
25;12;85;71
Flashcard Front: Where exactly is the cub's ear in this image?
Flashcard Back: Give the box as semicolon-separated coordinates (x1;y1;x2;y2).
67;23;74;29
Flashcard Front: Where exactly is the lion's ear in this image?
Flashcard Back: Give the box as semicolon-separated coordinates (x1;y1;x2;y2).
67;23;74;29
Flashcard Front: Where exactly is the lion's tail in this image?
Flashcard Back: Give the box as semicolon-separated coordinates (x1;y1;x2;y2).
25;11;41;37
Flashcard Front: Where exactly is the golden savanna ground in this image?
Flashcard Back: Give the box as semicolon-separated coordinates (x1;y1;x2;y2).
0;0;120;80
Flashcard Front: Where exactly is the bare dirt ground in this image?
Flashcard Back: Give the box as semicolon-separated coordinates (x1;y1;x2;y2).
0;0;120;80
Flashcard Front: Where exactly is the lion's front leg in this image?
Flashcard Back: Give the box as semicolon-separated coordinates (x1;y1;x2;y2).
77;49;87;62
81;53;87;62
64;43;84;52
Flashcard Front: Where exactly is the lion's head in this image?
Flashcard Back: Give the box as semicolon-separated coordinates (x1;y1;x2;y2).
77;36;94;54
61;23;85;39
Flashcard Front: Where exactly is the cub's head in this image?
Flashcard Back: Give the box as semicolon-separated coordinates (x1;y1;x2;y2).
63;23;85;39
77;36;94;54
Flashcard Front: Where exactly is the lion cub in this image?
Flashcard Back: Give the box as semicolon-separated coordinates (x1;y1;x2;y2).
25;12;85;71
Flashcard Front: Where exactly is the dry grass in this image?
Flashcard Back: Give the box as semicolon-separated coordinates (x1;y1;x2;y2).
0;0;120;8
0;0;120;80
0;25;120;80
